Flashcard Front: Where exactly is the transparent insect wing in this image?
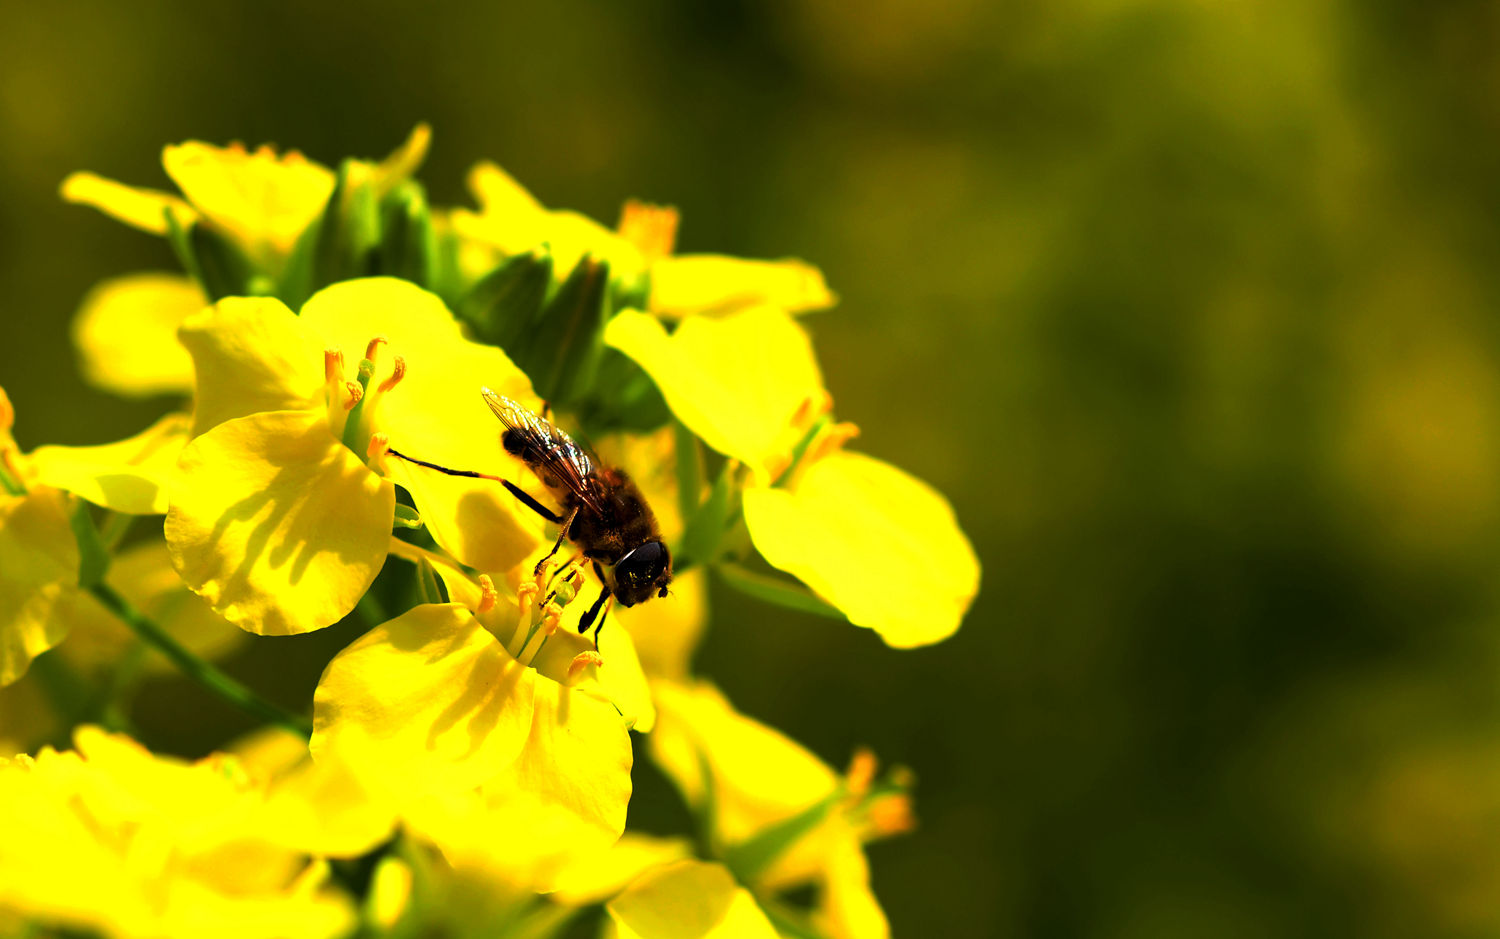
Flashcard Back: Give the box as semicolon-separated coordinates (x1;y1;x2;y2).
482;388;602;511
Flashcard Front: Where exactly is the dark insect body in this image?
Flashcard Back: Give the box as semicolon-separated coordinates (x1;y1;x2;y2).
387;389;672;644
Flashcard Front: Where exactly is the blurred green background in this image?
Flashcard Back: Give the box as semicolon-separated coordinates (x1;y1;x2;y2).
6;1;1500;936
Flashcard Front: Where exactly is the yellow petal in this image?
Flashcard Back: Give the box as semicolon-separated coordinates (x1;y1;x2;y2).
814;833;890;939
457;161;643;278
71;272;204;397
254;749;398;858
467;161;545;219
0;728;360;939
650;681;838;848
59;170;197;235
162;141;335;266
607;860;779;939
28;412;191;515
487;673;634;862
299;277;544;571
311;603;537;799
166;409;394;635
178;295;326;436
615;566;708;682
370;123;432;197
0;488;79;685
650;255;836;317
605;308;823;478
742;450;979;648
551;834;695;906
58;539;245;676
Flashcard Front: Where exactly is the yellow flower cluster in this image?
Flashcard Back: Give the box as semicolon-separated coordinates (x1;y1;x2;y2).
0;129;980;937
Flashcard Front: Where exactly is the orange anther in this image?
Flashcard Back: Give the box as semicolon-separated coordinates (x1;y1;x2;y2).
846;747;878;797
364;336;388;363
568;651;605;680
377;355;406;393
541;608;562;636
516;582;539;630
344;381;364;410
617;199;680;261
866;793;916;837
477;574;499;614
324;348;345;383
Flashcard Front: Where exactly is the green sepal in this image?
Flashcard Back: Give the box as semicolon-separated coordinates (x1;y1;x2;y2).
676;457;736;572
519;255;611;406
310;160;381;295
694;747;721;858
759;898;834;939
67;498;111;589
188;221;256;301
415;556;447;604
774;413;832;488
378;179;437;288
716;562;846;620
163;207;203;290
456;249;553;353
674;419;703;523
392;503;423;530
571;347;672;435
724;789;844;885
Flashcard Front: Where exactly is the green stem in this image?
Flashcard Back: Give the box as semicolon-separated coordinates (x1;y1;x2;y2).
98;511;135;550
87;582;312;738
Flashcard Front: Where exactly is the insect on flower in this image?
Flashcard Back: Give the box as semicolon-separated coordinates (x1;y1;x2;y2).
387;389;672;644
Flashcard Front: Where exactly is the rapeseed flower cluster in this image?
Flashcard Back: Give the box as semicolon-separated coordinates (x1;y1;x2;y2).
0;128;979;937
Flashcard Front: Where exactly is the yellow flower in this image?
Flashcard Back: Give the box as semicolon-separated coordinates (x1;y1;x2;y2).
310;596;633;889
0;486;79;685
0;727;390;939
56;540;247;676
71;273;206;398
649;681;908;939
165;278;541;635
0;387;193;684
61;129;432;399
606;860;781;939
61;126;429;277
391;537;656;731
26;411;192;516
451;163;835;317
605;308;979;647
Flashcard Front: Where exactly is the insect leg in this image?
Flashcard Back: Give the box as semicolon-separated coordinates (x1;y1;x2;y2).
386;447;563;524
592;596;616;648
533;506;581;576
578;584;611;637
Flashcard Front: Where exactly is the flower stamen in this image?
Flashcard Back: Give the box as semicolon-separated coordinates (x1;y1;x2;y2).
364;336;388;364
567;650;604;682
477;574;499;614
377;355;406;393
617;199;679;262
365;432;390;474
343;381;364;410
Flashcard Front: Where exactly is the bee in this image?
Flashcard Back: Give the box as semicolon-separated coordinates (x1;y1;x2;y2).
386;389;672;644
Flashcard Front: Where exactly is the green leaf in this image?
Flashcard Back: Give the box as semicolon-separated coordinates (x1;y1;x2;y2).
716;562;846;620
